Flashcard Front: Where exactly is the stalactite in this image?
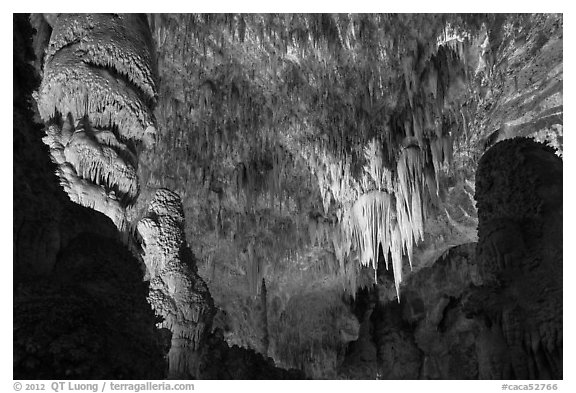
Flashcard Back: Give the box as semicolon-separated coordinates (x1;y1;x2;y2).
261;278;270;354
346;191;393;284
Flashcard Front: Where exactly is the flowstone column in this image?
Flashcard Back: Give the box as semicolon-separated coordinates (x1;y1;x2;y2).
472;138;562;379
138;189;215;379
35;13;158;231
34;14;215;378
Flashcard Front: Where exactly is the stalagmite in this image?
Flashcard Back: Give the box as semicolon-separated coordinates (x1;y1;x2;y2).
138;189;214;379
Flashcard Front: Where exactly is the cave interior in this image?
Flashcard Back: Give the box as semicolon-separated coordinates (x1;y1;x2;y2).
13;13;563;380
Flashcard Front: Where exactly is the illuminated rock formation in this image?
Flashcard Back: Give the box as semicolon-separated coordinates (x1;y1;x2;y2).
34;14;216;379
14;15;167;378
36;13;157;231
138;189;214;378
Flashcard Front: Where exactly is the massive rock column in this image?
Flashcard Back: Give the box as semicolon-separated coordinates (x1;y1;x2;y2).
138;189;215;378
35;13;158;231
472;137;562;379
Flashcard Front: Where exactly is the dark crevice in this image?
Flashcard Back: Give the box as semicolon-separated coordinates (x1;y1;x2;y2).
437;296;460;333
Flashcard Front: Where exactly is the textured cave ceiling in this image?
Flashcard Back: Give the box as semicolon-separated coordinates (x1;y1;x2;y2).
124;14;561;375
20;13;563;379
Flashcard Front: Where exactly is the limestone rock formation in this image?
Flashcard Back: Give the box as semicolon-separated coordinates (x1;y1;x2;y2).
469;138;562;379
45;13;158;103
472;15;563;154
198;329;304;379
339;138;562;379
16;13;562;380
137;189;214;378
35;13;158;231
14;14;167;378
339;244;481;379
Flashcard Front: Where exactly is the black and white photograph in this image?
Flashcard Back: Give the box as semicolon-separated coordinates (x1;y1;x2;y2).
11;8;564;383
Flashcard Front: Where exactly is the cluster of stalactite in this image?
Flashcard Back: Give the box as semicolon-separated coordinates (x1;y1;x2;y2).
240;238;263;296
145;14;489;299
145;14;484;188
302;39;473;299
305;144;430;299
232;143;298;212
